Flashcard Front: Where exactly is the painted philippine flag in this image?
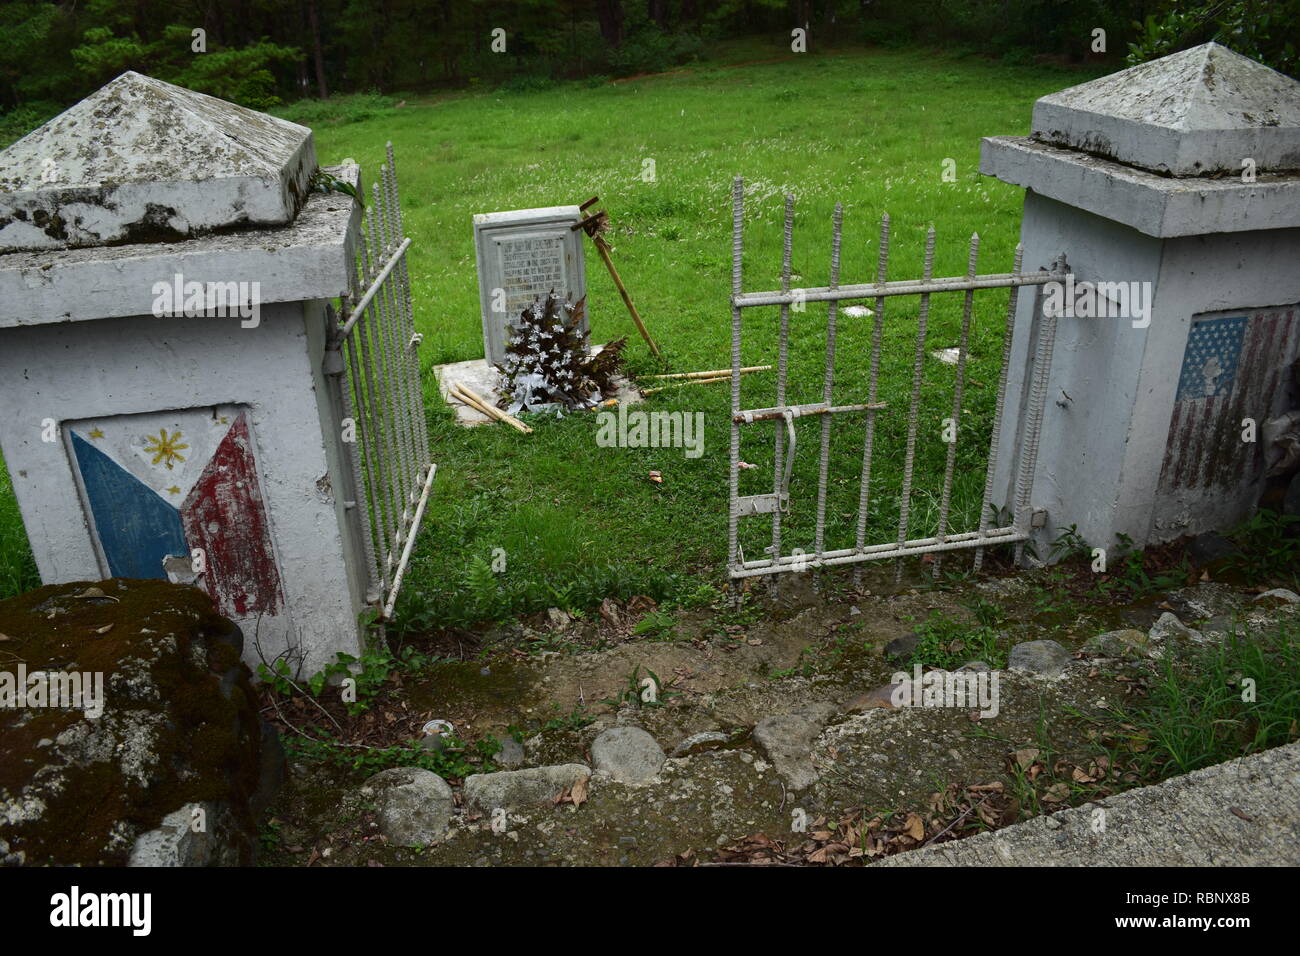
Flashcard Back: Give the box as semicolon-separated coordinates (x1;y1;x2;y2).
66;405;283;617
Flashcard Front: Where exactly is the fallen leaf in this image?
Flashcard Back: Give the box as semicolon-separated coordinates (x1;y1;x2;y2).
1042;782;1071;803
570;775;590;807
93;624;113;635
903;813;925;841
1010;748;1039;771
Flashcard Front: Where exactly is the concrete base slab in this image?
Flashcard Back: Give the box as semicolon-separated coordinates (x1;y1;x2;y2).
433;345;642;426
875;741;1300;867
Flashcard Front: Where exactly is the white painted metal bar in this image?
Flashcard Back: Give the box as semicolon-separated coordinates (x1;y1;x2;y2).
853;213;889;589
339;237;412;338
1013;264;1063;564
727;176;745;579
769;194;795;573
933;232;979;577
733;271;1058;308
894;224;936;583
383;463;437;620
813;203;844;562
974;242;1025;571
733;525;1028;577
736;401;886;423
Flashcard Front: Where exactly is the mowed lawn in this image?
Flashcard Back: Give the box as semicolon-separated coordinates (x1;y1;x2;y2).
0;47;1106;628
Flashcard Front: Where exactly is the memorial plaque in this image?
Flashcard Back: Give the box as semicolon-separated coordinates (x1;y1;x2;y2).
474;206;586;365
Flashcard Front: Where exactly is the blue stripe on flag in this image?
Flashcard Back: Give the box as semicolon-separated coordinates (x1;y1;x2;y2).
71;432;188;579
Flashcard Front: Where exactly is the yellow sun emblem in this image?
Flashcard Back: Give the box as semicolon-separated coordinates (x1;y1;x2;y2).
144;429;189;470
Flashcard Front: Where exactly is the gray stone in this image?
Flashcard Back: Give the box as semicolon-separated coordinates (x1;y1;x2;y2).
495;735;526;768
670;731;730;758
463;764;591;811
592;726;666;784
128;801;245;866
358;767;453;847
844;684;903;712
1007;639;1071;678
1149;611;1204;643
752;714;821;790
884;634;918;660
1030;43;1300;177
1202;614;1237;636
1084;628;1156;660
546;607;571;628
794;701;839;726
0;71;316;253
1254;588;1300;605
957;660;991;673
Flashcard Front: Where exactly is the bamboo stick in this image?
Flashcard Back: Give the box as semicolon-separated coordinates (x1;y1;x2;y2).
641;375;730;395
450;382;533;434
643;365;771;381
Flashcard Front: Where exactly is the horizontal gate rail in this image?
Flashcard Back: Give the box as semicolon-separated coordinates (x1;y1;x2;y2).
726;175;1067;585
328;143;435;620
731;271;1060;308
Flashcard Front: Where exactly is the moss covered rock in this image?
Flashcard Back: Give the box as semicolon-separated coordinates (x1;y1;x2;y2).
0;578;280;866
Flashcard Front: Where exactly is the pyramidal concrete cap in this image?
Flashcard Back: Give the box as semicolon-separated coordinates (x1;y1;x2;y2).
1031;42;1300;176
0;71;317;254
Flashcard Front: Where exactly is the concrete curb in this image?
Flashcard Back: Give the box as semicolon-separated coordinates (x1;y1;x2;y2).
875;742;1300;866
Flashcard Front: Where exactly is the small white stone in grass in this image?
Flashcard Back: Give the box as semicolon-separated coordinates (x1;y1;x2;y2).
931;347;961;364
843;305;873;318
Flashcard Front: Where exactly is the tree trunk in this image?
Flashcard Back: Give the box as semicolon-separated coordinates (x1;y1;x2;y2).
596;0;625;47
306;0;329;98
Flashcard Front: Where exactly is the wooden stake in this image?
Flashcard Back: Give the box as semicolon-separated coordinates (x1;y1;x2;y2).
592;234;662;362
450;382;533;434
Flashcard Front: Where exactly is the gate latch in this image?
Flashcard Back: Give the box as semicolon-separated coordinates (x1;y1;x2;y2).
735;408;796;517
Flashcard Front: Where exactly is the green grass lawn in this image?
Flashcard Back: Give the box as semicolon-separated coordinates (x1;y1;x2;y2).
0;46;1106;631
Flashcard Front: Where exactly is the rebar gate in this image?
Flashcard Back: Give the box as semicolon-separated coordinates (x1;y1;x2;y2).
727;176;1067;583
328;144;436;620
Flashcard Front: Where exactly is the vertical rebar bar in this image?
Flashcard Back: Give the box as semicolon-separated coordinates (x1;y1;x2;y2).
895;224;936;583
378;170;416;521
386;143;430;474
813;203;844;565
728;176;745;588
853;213;890;590
974;242;1024;572
340;326;384;599
769;194;795;579
1012;266;1061;565
933;232;979;578
361;197;399;571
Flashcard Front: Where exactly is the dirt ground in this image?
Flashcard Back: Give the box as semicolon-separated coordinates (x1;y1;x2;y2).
256;560;1297;867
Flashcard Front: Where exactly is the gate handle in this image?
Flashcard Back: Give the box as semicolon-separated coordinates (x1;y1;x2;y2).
779;409;796;510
